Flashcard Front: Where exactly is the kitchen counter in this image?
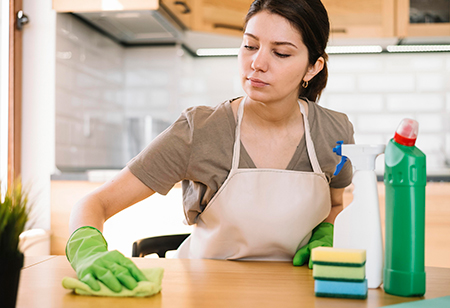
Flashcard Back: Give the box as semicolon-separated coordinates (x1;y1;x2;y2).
51;181;450;267
17;256;450;308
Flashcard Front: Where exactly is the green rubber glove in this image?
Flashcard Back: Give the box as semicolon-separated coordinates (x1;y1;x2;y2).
66;226;148;293
293;222;333;269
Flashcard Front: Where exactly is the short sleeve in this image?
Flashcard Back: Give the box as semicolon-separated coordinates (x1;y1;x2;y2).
127;112;193;195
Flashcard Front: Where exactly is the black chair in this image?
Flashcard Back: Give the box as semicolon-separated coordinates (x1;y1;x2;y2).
132;233;190;258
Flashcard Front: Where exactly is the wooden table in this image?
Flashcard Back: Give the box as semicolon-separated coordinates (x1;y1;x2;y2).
17;256;450;308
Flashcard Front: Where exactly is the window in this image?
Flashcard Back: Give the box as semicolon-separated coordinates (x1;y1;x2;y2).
0;0;9;190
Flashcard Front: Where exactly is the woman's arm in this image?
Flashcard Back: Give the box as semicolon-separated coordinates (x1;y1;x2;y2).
323;187;345;224
69;166;156;233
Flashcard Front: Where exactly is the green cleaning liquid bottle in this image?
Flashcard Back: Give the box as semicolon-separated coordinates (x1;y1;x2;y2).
384;118;426;297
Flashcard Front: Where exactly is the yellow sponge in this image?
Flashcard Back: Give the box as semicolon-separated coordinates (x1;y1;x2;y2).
311;247;366;266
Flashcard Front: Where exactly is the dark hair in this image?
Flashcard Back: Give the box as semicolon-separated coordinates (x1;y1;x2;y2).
244;0;330;102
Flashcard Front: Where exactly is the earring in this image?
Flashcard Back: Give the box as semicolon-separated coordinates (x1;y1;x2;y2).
302;80;309;88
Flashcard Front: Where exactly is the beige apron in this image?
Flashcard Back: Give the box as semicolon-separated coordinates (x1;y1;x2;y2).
175;97;331;260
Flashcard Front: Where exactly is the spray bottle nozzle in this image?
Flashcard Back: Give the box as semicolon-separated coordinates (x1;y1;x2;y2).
333;142;386;175
333;141;348;176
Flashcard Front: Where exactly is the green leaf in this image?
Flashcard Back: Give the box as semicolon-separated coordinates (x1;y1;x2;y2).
0;180;32;257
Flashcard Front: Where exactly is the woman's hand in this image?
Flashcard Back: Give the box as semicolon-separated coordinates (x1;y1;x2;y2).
66;226;148;292
293;222;333;268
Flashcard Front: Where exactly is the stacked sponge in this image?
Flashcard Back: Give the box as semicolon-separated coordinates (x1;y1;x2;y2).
312;247;368;299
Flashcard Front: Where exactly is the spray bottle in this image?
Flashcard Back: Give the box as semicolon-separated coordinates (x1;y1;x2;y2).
384;118;426;297
333;142;385;289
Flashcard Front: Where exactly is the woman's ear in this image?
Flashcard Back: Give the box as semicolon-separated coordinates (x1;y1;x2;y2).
304;57;324;82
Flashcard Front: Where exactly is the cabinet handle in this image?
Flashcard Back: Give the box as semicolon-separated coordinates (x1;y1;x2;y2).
331;28;347;34
214;23;244;32
174;1;191;14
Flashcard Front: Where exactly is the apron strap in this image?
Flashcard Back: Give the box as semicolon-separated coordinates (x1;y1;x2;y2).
298;100;323;174
232;97;323;174
231;97;246;170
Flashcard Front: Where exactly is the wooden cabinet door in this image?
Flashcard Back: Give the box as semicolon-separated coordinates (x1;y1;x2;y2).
194;0;253;36
322;0;395;39
397;0;450;37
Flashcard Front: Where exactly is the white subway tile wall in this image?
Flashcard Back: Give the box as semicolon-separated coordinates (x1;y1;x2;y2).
55;14;125;170
321;53;450;175
55;14;450;175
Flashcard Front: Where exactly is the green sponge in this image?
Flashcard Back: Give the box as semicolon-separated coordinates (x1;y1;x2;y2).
313;263;365;281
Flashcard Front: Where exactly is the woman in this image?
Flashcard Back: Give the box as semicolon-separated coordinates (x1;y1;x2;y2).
66;0;354;293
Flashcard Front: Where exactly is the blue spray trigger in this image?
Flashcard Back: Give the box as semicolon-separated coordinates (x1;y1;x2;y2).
333;140;344;156
333;141;348;176
334;157;348;176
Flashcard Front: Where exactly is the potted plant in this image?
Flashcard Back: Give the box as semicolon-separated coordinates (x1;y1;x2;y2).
0;182;31;308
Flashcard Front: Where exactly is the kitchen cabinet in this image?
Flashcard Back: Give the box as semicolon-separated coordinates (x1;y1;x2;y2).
396;0;450;37
322;0;395;39
193;0;397;39
191;0;253;36
53;0;195;31
190;0;397;38
53;0;159;12
161;0;194;29
52;0;251;36
53;0;398;39
52;0;450;44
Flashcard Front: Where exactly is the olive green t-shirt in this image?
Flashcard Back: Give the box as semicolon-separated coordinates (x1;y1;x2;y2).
127;97;354;224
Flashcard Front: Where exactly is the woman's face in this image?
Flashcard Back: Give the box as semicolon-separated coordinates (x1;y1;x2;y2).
238;11;321;104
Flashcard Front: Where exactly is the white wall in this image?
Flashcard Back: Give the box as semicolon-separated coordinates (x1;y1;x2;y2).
55;14;125;170
0;1;9;190
321;53;450;175
22;0;56;230
53;15;244;170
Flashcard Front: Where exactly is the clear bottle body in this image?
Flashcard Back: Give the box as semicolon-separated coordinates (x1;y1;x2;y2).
333;170;383;288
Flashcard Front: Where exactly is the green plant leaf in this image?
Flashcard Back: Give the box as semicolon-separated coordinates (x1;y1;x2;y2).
0;181;31;258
